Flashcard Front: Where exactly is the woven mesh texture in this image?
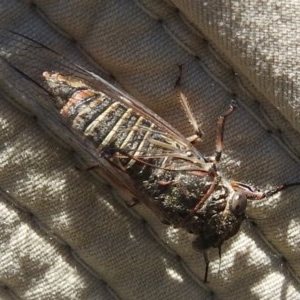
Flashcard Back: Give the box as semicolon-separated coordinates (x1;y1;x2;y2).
0;1;300;299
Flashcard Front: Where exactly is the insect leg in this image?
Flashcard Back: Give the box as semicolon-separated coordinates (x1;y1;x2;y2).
203;250;210;283
213;103;236;163
179;91;203;143
175;65;203;143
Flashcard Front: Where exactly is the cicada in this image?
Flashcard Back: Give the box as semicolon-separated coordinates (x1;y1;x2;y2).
42;70;300;282
2;31;300;283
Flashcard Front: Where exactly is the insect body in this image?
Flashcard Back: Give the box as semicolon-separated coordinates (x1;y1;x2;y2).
43;71;244;243
2;30;298;282
42;71;296;282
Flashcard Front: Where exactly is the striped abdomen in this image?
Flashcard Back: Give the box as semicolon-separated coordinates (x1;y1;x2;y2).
43;72;175;171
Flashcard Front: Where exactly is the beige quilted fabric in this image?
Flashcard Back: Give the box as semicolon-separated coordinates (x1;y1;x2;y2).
0;1;300;299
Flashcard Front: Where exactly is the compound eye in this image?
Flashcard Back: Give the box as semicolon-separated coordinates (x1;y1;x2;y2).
230;192;247;215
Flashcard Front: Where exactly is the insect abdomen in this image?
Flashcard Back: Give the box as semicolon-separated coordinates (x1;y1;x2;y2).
44;72;162;170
